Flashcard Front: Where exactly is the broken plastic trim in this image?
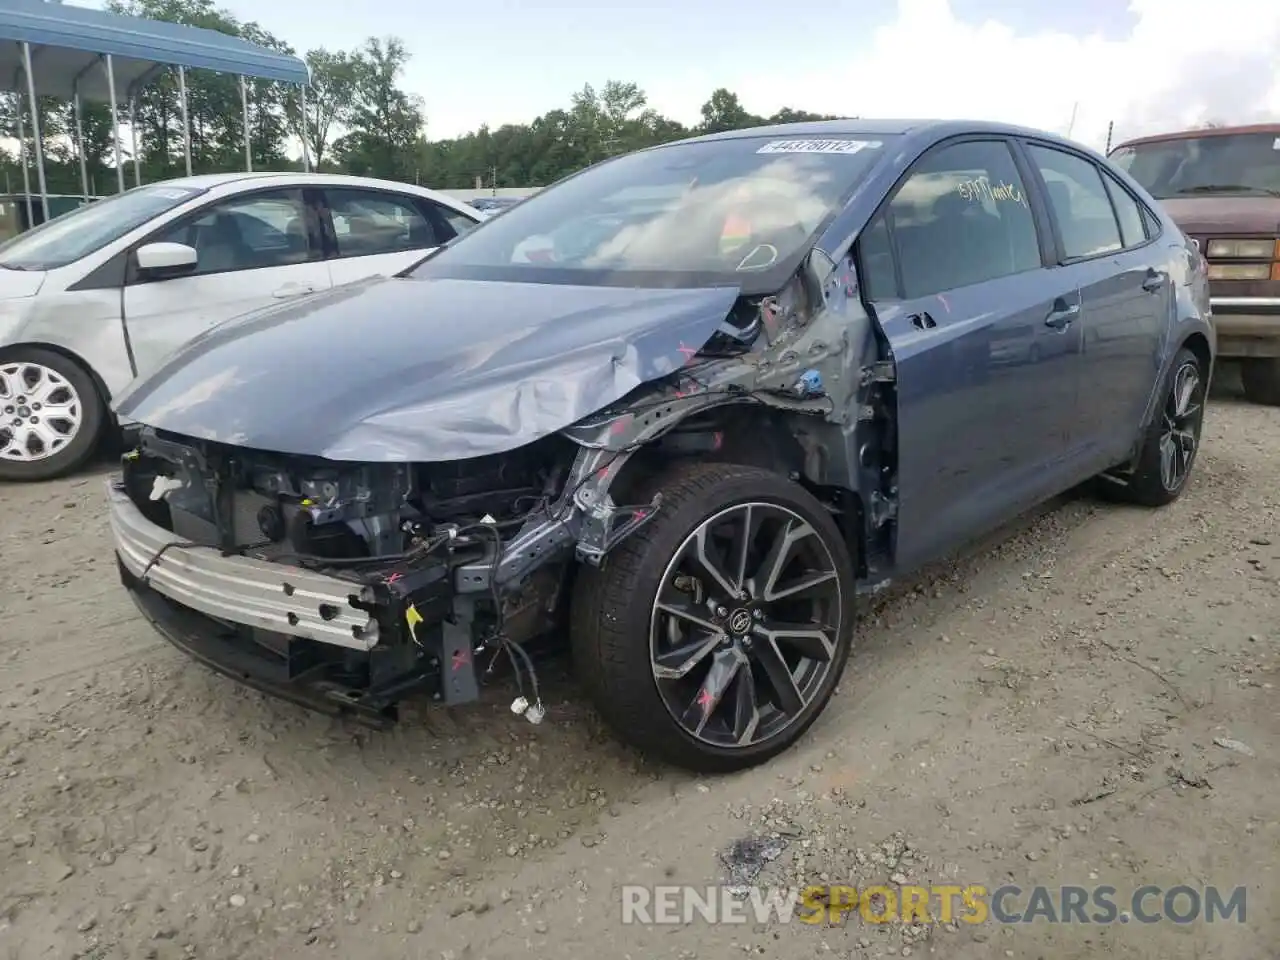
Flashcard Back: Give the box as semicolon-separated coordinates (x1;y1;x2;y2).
452;443;652;593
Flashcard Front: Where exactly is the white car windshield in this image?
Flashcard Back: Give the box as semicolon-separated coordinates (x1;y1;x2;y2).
411;134;891;291
0;184;207;271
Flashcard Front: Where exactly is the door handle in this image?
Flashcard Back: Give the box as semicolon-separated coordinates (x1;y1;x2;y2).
1044;302;1079;330
271;283;316;299
908;311;937;330
1141;270;1165;293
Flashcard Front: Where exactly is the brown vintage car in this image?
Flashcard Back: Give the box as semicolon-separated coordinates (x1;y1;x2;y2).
1110;124;1280;404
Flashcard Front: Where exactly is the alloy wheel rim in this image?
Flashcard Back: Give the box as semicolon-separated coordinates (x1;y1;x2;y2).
0;362;83;463
649;502;844;749
1159;360;1203;492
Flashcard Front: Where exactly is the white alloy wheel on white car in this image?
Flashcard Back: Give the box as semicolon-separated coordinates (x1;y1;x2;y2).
0;348;105;482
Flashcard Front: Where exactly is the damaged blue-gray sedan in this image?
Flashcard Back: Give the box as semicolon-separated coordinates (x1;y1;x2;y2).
106;119;1213;772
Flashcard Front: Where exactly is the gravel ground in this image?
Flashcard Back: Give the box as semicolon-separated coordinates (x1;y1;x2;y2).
1;370;1277;960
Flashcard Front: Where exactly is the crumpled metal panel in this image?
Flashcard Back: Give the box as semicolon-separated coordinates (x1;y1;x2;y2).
112;275;742;462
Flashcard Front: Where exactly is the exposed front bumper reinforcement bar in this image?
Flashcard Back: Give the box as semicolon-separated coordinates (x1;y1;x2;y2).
108;475;468;726
107;478;379;651
121;561;408;729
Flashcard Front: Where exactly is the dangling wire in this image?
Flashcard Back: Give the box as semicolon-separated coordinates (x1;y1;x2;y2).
504;636;542;711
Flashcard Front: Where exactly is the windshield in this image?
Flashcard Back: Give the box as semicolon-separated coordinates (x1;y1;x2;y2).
0;183;207;270
410;134;891;290
1110;132;1280;199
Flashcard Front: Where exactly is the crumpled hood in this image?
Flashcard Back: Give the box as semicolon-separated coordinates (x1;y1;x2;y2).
113;274;742;462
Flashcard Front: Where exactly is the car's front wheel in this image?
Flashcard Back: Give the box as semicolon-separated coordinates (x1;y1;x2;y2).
571;462;856;772
0;348;105;482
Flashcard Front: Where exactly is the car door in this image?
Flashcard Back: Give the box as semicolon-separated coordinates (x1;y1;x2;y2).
856;138;1083;571
320;187;464;287
1023;143;1167;465
121;187;332;380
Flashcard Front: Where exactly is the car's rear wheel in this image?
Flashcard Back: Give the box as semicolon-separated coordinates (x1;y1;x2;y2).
1240;358;1280;406
0;348;105;482
570;462;856;772
1104;346;1206;507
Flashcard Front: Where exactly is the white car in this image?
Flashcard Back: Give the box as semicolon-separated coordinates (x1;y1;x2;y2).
0;172;483;481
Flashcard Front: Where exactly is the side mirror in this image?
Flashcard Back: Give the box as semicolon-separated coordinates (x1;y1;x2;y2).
135;241;197;277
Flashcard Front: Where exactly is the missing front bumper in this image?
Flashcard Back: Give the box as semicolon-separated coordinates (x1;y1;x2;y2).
121;560;417;728
107;478;380;650
108;474;481;724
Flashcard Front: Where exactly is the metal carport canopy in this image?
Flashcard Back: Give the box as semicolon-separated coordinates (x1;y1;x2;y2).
0;0;309;101
0;0;311;215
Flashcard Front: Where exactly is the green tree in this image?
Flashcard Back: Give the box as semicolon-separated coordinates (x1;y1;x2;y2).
283;48;358;168
411;82;845;189
767;107;843;124
334;38;424;180
66;100;121;193
698;88;760;134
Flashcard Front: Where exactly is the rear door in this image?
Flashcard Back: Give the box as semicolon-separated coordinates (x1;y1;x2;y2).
856;137;1083;570
319;187;476;286
1022;143;1167;465
121;187;332;379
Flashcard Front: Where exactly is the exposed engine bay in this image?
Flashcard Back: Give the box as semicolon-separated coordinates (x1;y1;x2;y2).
120;427;587;717
127;430;573;566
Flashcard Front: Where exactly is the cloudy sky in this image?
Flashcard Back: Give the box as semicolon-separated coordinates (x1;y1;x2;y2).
83;0;1280;149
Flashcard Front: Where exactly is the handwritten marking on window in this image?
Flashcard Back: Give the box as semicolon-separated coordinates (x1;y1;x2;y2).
957;176;1026;206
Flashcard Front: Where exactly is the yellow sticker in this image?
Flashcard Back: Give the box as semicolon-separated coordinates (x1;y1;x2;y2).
404;603;423;642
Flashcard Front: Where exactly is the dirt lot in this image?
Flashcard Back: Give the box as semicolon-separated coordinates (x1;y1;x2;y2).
1;370;1277;960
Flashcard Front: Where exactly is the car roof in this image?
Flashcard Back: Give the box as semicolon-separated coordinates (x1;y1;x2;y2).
669;118;1077;147
151;172;481;214
678;119;920;143
1111;122;1280;151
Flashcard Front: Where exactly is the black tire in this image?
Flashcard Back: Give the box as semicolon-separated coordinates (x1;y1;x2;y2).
0;347;106;482
1241;358;1280;406
1106;346;1206;507
570;461;857;772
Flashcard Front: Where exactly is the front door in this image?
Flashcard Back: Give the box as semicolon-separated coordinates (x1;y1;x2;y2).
857;138;1082;571
121;187;332;379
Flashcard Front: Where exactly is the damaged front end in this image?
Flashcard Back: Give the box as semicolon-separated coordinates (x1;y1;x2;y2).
109;252;896;728
111;426;590;726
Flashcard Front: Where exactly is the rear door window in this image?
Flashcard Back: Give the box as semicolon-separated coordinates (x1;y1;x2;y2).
1100;169;1149;248
1026;145;1123;260
324;188;442;258
434;202;480;239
